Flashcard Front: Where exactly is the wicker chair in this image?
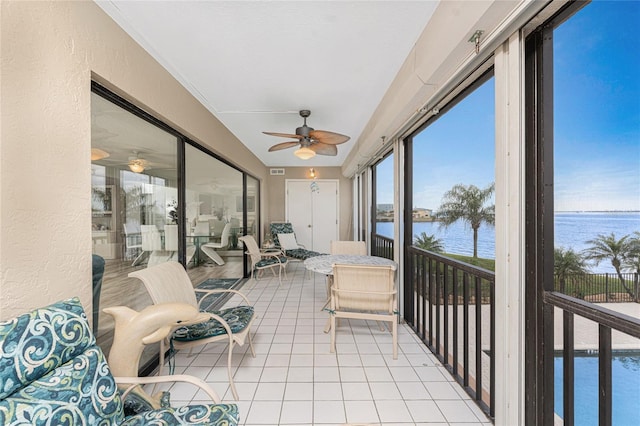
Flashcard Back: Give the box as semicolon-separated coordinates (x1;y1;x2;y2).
329;263;398;359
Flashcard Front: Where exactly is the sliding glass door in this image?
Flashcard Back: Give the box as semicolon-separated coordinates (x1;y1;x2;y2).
185;144;244;277
91;84;261;371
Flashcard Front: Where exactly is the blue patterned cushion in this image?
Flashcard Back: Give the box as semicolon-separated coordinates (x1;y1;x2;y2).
121;404;239;425
0;298;240;426
122;389;170;418
255;255;288;268
0;297;124;424
172;306;254;342
269;223;326;259
285;248;324;260
270;223;294;247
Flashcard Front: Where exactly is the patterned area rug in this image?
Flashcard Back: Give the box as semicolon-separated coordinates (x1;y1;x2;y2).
195;278;244;311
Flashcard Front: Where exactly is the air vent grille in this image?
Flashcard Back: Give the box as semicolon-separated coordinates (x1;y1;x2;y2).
270;168;285;176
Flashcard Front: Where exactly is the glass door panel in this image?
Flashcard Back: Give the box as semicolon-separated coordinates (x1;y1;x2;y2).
91;91;178;365
185;144;243;278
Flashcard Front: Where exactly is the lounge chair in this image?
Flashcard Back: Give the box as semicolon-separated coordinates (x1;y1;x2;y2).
270;222;325;260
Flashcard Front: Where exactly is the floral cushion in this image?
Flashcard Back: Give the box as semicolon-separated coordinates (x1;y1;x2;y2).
121;404;239;425
285;248;324;260
270;222;294;247
0;298;124;425
269;223;325;259
172;306;254;342
256;255;288;268
0;298;240;426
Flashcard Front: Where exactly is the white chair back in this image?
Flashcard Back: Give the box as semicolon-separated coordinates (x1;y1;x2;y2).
194;221;210;236
219;223;232;247
141;225;162;251
164;224;178;251
123;222;142;249
332;263;396;312
238;235;261;264
210;218;226;236
330;241;367;255
129;261;198;307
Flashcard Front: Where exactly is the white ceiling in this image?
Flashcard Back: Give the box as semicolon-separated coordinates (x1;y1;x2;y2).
96;1;439;167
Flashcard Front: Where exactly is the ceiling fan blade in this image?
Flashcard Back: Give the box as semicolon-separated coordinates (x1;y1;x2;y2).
309;142;337;156
268;141;300;152
263;131;303;139
309;130;350;145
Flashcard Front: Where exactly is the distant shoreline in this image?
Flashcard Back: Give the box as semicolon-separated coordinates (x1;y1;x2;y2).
376;210;639;224
555;210;639;213
377;218;440;223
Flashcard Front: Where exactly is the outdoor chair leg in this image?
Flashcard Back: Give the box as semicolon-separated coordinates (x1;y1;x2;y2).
329;314;337;353
392;320;398;359
227;342;239;400
159;339;167;375
247;330;256;358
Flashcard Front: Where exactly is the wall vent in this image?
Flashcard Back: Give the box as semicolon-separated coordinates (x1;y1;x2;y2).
270;168;285;176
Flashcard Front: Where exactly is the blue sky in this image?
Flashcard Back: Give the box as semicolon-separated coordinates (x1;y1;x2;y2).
553;0;639;211
378;1;639;212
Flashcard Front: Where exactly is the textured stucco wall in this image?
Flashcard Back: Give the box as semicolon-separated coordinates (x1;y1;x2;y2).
0;1;267;320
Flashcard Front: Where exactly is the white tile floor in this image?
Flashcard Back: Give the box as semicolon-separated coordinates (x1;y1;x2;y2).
165;263;493;425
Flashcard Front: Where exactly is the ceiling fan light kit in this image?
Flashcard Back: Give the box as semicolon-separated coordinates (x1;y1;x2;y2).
127;151;148;173
264;110;350;160
91;148;110;161
294;146;316;160
128;158;147;173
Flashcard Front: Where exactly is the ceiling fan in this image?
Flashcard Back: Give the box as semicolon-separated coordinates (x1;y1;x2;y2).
263;110;350;160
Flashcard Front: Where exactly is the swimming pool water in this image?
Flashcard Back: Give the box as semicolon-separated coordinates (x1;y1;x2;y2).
554;353;640;425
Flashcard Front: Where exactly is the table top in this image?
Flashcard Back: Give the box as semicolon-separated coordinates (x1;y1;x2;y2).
304;254;397;275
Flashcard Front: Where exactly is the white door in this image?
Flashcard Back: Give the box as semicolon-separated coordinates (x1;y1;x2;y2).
286;179;338;253
287;181;313;248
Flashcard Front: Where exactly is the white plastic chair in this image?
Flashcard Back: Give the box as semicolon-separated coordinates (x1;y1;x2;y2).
201;223;231;265
123;222;145;266
128;261;256;400
239;235;288;286
194;221;210;237
330;240;367;255
141;225;165;267
164;224;178;261
330;263;398;359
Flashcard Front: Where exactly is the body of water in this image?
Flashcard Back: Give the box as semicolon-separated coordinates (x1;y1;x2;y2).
376;211;640;273
554;353;640;426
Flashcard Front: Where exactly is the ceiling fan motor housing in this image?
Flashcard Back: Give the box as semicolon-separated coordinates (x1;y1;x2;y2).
263;108;349;156
296;110;313;137
296;125;313;137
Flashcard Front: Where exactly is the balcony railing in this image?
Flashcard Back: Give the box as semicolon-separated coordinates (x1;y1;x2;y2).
544;292;640;425
404;246;495;420
371;233;394;259
555;272;639;303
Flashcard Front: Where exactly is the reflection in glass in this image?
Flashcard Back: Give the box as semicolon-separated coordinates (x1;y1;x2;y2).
91;91;178;365
185;144;243;276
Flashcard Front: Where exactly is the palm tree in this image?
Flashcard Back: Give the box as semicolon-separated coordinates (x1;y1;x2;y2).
554;247;588;294
413;232;444;252
583;233;635;299
435;183;495;258
622;231;640;274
